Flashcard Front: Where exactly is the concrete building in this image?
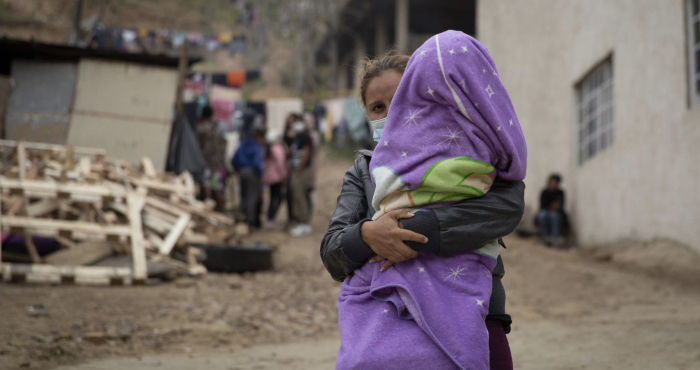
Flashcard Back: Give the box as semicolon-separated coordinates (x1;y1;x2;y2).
478;0;700;251
0;38;198;170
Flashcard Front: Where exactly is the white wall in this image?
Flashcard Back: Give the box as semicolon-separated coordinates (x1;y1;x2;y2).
67;59;178;170
479;0;700;251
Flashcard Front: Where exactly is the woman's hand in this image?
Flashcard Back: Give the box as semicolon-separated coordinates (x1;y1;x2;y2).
361;209;428;271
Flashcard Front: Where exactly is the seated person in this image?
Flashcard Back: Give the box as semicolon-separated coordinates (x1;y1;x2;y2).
536;173;566;246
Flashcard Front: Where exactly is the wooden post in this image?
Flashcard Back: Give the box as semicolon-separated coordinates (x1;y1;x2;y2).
127;192;147;284
174;39;190;123
395;0;410;53
375;15;388;55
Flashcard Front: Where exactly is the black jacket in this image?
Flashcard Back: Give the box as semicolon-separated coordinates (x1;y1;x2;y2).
320;150;525;329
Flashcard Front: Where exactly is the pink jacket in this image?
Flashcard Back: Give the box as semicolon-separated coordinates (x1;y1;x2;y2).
263;143;288;185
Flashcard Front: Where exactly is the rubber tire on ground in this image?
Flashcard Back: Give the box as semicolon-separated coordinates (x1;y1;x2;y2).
194;242;273;273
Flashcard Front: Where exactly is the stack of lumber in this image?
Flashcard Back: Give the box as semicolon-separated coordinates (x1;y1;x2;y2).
0;140;236;285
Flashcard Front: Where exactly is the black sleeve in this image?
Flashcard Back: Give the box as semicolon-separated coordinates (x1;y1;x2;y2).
539;189;546;210
559;190;565;208
400;180;525;256
319;161;375;282
300;133;313;148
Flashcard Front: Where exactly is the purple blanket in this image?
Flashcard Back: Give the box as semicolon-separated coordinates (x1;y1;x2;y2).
337;249;498;370
336;31;527;369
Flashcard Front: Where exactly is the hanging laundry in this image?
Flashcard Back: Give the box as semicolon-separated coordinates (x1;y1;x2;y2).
265;98;304;133
219;32;233;43
226;71;246;88
211;73;228;87
210;85;242;122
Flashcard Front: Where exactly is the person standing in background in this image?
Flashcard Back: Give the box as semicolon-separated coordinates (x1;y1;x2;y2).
195;105;227;212
263;130;288;229
303;112;320;216
537;174;566;246
288;117;314;237
283;113;302;225
232;127;266;231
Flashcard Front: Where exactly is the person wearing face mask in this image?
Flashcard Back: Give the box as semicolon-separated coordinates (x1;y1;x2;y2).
288;115;315;236
321;50;526;370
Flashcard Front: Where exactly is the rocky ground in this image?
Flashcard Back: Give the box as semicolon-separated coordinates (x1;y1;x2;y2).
2;149;700;370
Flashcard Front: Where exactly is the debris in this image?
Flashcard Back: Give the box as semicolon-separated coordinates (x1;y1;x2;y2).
81;332;109;345
25;304;48;317
0;140;239;286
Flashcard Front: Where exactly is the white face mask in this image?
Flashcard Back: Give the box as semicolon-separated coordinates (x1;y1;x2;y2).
370;117;387;142
293;122;305;133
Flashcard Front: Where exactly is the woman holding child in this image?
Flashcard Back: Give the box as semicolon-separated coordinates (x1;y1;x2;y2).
321;31;527;370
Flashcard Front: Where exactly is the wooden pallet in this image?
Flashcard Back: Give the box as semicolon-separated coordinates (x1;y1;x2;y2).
0;140;237;286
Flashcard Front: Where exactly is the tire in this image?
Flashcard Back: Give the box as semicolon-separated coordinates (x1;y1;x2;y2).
194;242;273;273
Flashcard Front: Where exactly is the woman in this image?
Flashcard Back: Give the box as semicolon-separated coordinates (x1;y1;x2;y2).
320;51;524;369
263;130;288;228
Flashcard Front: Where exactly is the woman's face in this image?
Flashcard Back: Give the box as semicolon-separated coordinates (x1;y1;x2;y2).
364;70;403;121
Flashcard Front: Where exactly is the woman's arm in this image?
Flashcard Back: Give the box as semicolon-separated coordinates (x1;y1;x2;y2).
320;159;424;281
400;180;525;256
320;162;375;282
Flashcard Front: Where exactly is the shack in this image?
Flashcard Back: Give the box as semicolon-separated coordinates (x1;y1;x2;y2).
0;38;199;170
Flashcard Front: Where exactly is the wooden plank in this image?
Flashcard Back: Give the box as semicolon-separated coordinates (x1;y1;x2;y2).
1;216;132;236
127;192;147;283
25;199;59;217
23;234;41;263
78;157;92;177
7;196;23;216
0;139;106;156
141;157;157;179
159;213;191;255
130;177;188;194
146;195;233;226
53;235;78;249
0;179;128;199
44;241;113;266
17;141;27;181
1;262;131;286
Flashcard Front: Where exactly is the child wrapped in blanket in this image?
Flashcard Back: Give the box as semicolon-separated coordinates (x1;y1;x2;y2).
335;31;527;370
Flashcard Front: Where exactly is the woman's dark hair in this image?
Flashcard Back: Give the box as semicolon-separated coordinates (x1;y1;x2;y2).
358;50;410;108
284;113;303;135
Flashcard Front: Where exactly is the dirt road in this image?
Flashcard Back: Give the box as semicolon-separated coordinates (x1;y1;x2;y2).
3;149;700;370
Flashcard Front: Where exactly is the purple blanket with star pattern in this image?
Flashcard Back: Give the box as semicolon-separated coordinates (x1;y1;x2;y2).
335;31;527;370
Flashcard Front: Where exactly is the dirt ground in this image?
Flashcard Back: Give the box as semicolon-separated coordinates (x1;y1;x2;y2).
2;149;700;370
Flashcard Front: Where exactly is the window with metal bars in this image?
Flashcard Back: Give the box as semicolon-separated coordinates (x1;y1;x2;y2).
688;0;700;106
575;57;614;165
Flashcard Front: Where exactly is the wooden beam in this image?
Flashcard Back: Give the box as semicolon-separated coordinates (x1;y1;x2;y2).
159;213;191;255
1;262;131;285
1;216;132;236
0;139;106;156
23;234;41;263
145;195;233;226
127;192;147;283
44;241;113;266
141;157;157;179
17;141;27;181
0;179;128;199
25;199;59;217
